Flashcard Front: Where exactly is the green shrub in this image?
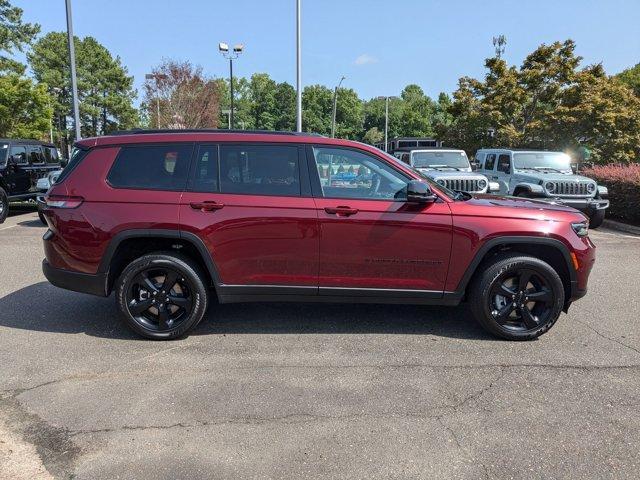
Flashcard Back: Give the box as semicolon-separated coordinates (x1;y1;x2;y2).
582;164;640;224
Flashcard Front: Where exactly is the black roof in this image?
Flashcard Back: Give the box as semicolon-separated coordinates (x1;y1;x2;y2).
109;128;323;137
0;138;55;147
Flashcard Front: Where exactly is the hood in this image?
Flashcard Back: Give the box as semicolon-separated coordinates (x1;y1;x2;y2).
514;172;595;183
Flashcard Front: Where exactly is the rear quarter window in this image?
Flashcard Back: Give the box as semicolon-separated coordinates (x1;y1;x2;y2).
107;144;193;191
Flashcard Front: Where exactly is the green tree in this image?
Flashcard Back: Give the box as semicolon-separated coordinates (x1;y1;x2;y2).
302;84;333;134
615;63;640;96
273;81;296;131
247;73;277;130
28;32;138;142
0;0;39;74
0;73;51;138
398;84;435;137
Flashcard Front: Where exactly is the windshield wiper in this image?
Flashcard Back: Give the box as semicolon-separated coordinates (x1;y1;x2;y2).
532;167;564;173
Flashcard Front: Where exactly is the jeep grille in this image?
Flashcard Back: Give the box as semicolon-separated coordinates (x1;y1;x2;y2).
441;179;485;193
549;181;592;196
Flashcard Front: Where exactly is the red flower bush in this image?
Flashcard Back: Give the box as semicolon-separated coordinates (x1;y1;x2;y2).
582;164;640;224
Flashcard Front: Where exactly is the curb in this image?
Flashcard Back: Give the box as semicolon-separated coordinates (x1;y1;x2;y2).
601;219;640;236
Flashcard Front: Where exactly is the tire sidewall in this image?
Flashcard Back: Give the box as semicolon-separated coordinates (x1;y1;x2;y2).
116;255;208;340
474;256;565;340
0;187;8;224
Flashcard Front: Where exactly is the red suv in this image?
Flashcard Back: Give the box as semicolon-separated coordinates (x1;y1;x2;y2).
41;130;595;340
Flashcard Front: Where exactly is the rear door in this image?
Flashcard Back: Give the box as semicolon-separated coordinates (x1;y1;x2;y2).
308;145;452;295
26;144;47;193
179;143;319;292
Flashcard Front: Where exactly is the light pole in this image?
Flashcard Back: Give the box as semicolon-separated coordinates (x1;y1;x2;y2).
331;76;346;138
296;0;302;132
219;42;243;129
65;0;81;140
145;73;167;128
376;96;398;152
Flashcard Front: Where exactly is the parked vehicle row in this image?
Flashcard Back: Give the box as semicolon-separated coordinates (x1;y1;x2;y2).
41;130;596;341
0;139;64;223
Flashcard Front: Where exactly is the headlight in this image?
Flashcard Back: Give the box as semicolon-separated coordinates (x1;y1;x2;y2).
545;182;555;192
478;179;487;189
587;183;596;193
571;222;589;237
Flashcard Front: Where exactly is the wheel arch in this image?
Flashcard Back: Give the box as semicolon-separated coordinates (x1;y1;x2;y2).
455;236;576;304
99;229;222;295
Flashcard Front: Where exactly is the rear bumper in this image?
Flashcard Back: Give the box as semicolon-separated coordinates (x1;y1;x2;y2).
42;260;108;297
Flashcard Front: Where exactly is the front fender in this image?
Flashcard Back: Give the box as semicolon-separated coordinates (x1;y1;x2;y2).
513;182;546;197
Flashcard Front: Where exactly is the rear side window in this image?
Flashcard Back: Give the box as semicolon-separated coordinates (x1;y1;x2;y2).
28;146;44;164
497;154;511;173
191;145;219;192
44;147;59;164
219;144;300;196
485;154;496;170
108;144;193;191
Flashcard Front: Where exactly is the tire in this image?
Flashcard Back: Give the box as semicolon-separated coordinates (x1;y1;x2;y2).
588;209;605;229
0;187;8;224
468;253;565;341
115;252;209;340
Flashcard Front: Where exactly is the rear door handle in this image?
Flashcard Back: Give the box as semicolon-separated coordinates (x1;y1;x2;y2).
324;206;358;216
190;201;225;212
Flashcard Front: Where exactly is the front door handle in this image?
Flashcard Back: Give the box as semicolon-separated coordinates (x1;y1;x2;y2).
190;201;225;212
324;206;359;217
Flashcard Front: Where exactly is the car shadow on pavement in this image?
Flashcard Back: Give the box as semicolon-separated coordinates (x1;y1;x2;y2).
18;219;45;228
0;282;495;341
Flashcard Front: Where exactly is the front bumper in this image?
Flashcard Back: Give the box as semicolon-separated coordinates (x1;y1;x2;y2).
42;259;108;297
546;197;609;212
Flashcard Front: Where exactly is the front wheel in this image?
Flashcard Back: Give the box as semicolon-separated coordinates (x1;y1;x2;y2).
115;252;209;340
588;209;605;229
469;254;565;340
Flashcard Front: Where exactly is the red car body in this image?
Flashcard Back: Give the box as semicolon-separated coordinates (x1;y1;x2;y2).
41;132;594;311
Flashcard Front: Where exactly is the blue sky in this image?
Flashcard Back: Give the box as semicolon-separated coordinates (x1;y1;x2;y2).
14;0;640;103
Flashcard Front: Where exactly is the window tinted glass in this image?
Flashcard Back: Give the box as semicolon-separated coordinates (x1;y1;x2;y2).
0;144;7;166
219;145;300;196
497;154;511;173
484;154;496;170
312;146;408;200
28;146;44;163
10;145;27;164
191;145;219;192
108;144;192;190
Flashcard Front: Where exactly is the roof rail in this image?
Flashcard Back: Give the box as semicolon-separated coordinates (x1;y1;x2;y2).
108;128;323;137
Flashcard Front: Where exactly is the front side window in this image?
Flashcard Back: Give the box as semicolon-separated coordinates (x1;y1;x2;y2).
219;144;300;196
107;144;193;190
9;146;27;164
0;144;8;166
312;146;408;200
497;154;511;173
484;154;496;171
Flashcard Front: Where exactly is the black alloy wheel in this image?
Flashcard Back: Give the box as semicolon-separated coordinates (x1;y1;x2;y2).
489;268;555;332
126;267;193;332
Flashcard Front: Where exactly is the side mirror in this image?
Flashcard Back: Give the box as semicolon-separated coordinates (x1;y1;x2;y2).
488;181;500;193
407;180;437;204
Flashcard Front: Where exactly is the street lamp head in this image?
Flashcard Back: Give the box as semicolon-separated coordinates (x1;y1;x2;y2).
218;42;229;53
233;44;244;53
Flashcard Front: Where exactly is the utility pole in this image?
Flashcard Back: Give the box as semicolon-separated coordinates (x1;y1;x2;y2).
219;43;244;129
331;76;346;138
296;0;302;132
65;0;81;140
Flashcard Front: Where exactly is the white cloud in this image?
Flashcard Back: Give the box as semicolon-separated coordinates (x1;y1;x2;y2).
354;54;378;66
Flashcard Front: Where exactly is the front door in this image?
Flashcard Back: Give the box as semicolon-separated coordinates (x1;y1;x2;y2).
308;145;452;296
6;145;31;195
179;143;319;291
495;154;512;194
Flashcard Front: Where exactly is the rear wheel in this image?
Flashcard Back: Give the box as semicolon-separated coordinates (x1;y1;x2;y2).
469;254;565;340
115;252;209;340
588;209;605;229
0;188;8;224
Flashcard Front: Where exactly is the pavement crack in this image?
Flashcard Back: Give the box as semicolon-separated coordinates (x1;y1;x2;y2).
574;316;640;357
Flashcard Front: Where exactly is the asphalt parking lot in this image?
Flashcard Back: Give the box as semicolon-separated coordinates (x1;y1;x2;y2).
1;211;639;479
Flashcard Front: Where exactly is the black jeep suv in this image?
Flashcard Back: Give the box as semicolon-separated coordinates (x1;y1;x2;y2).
0;139;63;223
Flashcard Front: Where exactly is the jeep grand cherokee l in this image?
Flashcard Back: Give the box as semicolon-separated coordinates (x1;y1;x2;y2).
41;130;596;341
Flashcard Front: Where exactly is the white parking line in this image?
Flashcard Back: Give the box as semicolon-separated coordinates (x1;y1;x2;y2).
593;229;640;240
0;225;17;231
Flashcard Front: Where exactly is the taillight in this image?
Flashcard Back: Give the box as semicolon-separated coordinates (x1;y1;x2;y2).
44;195;84;209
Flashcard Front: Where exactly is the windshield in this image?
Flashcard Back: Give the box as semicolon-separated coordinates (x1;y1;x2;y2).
0;144;8;166
412;151;469;169
513;152;571;170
